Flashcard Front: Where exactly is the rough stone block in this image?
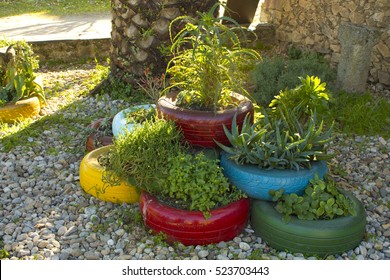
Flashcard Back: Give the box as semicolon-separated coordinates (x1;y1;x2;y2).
336;22;380;93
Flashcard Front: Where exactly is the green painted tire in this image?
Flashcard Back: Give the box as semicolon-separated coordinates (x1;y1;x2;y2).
251;189;367;256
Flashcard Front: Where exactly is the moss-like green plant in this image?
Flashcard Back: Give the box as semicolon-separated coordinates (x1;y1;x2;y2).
160;152;244;217
269;175;356;223
163;3;261;111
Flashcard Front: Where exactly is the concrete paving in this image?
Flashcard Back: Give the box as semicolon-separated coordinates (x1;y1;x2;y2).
0;13;111;42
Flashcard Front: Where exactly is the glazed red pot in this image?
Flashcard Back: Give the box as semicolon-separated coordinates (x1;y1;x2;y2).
156;94;254;148
85;117;114;152
139;191;250;246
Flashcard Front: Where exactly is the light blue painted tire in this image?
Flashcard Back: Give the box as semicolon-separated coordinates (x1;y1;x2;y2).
112;104;155;138
220;152;328;201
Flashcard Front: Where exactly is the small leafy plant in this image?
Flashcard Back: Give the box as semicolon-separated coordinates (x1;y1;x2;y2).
160;152;244;218
0;40;45;106
269;75;331;125
269;175;357;223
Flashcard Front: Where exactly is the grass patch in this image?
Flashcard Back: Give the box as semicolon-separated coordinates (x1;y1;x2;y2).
0;0;110;17
329;91;390;138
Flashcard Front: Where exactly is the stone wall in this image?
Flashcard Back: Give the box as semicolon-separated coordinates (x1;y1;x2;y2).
259;0;390;86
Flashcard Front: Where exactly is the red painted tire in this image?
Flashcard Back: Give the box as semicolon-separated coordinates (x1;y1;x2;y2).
139;192;250;245
156;94;253;148
85;118;114;152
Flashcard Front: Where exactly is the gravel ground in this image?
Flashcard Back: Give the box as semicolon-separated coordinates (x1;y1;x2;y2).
0;63;389;260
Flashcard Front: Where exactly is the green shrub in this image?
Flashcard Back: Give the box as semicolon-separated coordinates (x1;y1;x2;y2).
269;175;356;223
251;51;336;107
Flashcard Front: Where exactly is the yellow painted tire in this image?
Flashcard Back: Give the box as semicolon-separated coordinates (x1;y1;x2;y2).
79;145;139;204
0;96;41;123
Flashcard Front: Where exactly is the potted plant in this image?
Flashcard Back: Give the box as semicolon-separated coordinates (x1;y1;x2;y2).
79;145;139;204
217;76;333;200
251;175;367;256
157;3;261;147
0;41;46;123
106;118;250;245
112;104;156;137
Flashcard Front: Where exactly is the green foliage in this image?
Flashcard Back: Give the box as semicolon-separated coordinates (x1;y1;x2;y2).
164;3;261;111
251;51;336;107
125;106;156;125
0;0;110;17
269;175;356;223
269;76;331;125
217;110;333;170
329;91;390;138
0;40;45;106
106;118;186;194
160;152;244;217
137;68;164;104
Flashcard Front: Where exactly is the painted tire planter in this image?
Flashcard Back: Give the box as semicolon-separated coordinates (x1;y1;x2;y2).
85;117;114;152
139;191;250;245
220;152;328;201
79;145;139;204
0;96;40;123
250;189;367;256
157;95;254;148
112;104;155;138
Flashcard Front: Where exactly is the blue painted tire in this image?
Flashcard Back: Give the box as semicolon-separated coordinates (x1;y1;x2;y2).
112;104;155;138
220;152;328;201
251;189;366;256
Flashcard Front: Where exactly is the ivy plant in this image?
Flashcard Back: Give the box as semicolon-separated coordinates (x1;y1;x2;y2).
269;175;357;223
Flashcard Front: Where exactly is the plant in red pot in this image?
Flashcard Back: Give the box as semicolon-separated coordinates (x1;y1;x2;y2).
157;3;261;148
105;118;250;245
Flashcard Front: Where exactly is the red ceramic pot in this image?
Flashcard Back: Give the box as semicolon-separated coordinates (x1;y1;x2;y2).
156;94;254;148
86;117;114;152
139;192;250;246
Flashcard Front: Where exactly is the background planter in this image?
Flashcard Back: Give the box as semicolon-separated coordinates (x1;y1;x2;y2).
0;96;40;123
139;191;250;245
112;104;155;138
220;152;328;200
79;145;139;204
85;117;113;152
250;189;367;256
157;95;254;148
